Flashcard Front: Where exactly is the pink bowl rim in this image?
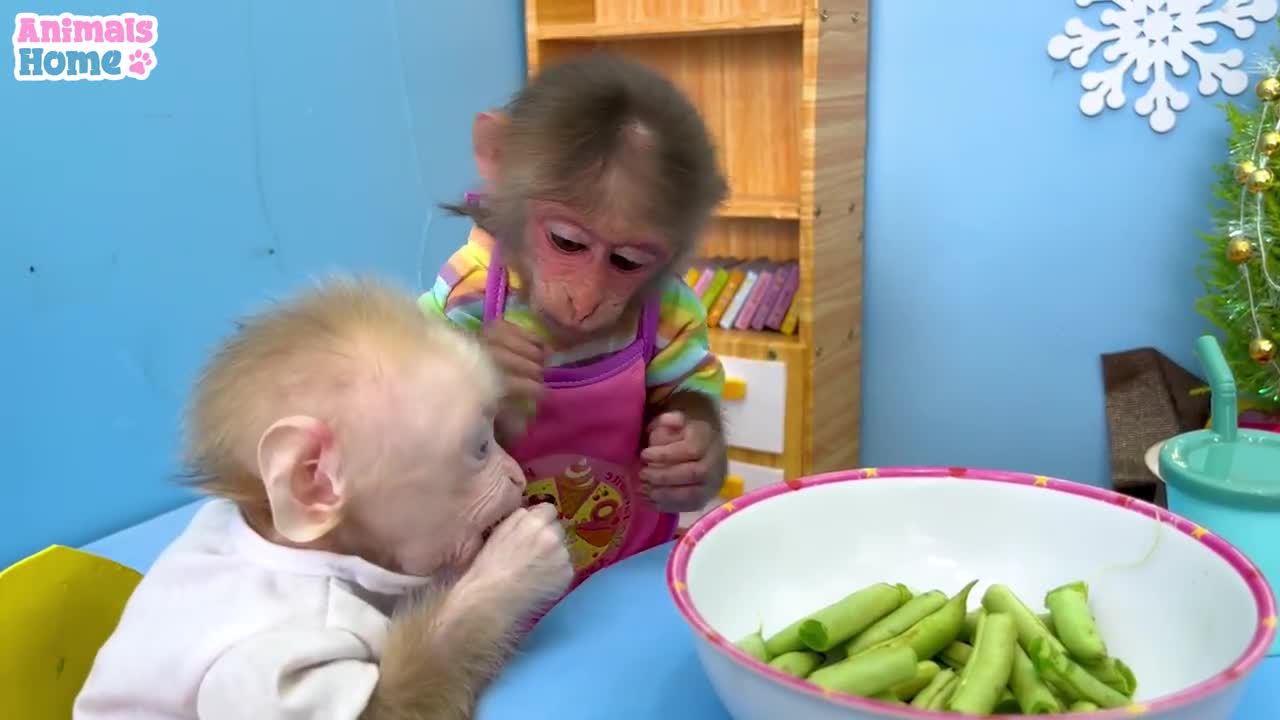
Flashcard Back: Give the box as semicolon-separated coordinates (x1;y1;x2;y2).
666;466;1278;719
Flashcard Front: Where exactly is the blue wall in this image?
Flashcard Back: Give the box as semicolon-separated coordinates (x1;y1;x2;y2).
860;3;1278;485
0;0;526;564
3;0;1275;565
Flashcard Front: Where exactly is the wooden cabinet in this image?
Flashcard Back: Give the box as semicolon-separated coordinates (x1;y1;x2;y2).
524;1;869;494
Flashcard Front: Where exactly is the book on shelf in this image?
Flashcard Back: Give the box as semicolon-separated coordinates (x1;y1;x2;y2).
719;260;759;329
765;261;800;333
683;257;800;335
707;260;746;327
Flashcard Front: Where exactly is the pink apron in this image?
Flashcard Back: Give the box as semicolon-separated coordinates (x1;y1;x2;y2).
483;247;678;594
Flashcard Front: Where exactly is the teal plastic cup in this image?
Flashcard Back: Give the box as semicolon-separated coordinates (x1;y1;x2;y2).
1160;335;1280;656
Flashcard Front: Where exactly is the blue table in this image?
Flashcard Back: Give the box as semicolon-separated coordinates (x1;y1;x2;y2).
84;501;1280;719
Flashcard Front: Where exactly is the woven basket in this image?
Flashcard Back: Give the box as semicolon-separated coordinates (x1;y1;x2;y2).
1100;347;1210;507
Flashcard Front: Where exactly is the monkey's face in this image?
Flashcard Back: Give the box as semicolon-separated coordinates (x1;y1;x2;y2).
521;202;669;341
439;418;527;573
346;360;526;577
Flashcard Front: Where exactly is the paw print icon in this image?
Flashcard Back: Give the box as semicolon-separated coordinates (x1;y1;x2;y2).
127;50;155;79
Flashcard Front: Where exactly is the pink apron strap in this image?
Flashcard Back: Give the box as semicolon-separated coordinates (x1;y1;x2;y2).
482;244;508;324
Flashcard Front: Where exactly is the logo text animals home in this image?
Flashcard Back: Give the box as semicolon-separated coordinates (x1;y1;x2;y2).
12;12;158;81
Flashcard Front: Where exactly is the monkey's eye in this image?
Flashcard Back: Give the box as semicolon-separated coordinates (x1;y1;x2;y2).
474;437;491;461
609;254;645;272
548;232;587;254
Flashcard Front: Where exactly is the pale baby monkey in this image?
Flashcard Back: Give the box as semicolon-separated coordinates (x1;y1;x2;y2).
74;277;573;720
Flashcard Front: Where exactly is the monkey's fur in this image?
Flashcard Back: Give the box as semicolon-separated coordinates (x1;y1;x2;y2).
444;51;728;306
180;277;572;720
443;52;731;513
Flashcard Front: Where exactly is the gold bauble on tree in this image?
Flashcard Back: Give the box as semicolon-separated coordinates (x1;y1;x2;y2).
1250;337;1277;363
1262;131;1280;156
1227;238;1254;264
1248;168;1275;192
1237;160;1258;183
1258;76;1280;102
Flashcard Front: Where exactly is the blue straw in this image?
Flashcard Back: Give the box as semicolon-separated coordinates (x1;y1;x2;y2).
1196;335;1239;443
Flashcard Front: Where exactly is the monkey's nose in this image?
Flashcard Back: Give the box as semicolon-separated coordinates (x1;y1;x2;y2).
567;292;600;323
508;472;525;490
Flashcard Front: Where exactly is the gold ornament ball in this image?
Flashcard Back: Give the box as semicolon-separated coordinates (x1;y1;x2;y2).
1250;337;1277;363
1248;168;1275;192
1227;238;1254;264
1237;160;1258;183
1258;77;1280;101
1263;131;1280;156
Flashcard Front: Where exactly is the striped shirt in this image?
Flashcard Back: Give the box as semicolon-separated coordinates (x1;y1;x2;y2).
419;226;724;406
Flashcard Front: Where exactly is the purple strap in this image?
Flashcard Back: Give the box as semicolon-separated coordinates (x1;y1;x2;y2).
482;243;508;325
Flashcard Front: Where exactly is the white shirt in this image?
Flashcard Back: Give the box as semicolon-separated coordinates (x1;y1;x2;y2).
74;499;431;720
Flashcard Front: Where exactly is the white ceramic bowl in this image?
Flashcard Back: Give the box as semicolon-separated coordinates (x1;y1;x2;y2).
668;467;1276;720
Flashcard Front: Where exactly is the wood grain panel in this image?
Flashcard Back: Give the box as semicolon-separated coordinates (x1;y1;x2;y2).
699;217;799;262
805;0;868;474
722;31;802;203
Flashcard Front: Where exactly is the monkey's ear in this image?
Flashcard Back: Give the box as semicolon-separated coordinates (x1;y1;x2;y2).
257;415;346;543
472;111;508;183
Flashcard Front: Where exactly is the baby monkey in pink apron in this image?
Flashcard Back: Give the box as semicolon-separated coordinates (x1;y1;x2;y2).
423;53;729;595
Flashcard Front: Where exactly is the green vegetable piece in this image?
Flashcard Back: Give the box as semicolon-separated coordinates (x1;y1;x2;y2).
820;645;847;668
1070;700;1100;711
994;688;1020;714
1009;643;1063;714
962;609;983;642
909;668;956;709
1039;611;1056;636
1085;656;1137;697
1038;662;1083;703
1046;581;1108;665
770;583;907;654
1116;658;1137;696
948;611;1017;715
967;608;1053;642
982;584;1069;655
855;580;978;662
1028;637;1130;709
735;628;771;663
891;660;940;701
846;590;948;655
807;645;919;697
870;690;905;705
940;641;973;670
768;650;823;678
927;675;960;710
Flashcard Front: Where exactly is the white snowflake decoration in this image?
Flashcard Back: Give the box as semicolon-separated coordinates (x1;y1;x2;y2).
1048;0;1279;133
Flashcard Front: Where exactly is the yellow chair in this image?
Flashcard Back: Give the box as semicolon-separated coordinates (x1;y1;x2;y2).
0;545;142;719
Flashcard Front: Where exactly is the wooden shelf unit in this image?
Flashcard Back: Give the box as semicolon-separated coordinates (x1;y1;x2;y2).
525;0;867;483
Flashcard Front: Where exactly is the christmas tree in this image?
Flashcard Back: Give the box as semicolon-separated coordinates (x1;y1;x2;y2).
1199;58;1280;416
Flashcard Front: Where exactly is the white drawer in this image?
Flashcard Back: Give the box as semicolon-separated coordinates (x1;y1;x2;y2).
719;355;787;454
677;460;786;529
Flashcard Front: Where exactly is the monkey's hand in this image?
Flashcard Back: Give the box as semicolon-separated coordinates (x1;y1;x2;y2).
481;320;546;445
361;507;570;720
639;408;727;513
461;503;573;617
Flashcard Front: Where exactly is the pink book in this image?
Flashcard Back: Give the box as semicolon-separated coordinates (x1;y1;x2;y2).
692;258;719;298
735;260;776;330
764;262;800;330
751;261;786;330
